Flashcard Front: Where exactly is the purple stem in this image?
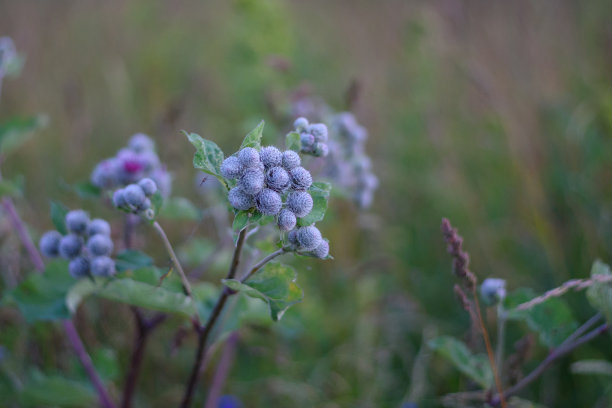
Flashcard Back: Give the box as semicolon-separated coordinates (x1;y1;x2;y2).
2;198;45;272
63;320;116;408
203;331;240;408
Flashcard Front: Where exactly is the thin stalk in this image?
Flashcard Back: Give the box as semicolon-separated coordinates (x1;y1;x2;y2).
203;331;240;408
495;304;506;377
239;247;288;283
152;221;192;297
472;291;506;408
0;184;115;407
490;323;610;406
180;228;248;408
121;310;166;408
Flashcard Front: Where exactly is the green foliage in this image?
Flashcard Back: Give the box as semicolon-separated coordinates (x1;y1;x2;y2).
285;131;301;152
223;262;303;321
428;336;493;389
2;260;72;323
70;181;101;199
158;197;201;220
0;115;47;156
50;200;69;235
0;175;23;198
240;120;265;150
297;182;331;227
505;288;578;348
186;132;228;189
18;373;96;408
114;250;153;272
587;260;612;323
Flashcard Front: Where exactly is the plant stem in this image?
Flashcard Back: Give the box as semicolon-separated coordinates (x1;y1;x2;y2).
495;304;506;377
180;228;248;408
203;331;240;408
472;290;506;408
490;323;610;406
152;220;192;297
239;247;288;283
63;320;116;408
0;187;115;407
121;310;166;408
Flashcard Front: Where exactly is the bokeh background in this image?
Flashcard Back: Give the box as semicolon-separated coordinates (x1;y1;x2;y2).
2;0;612;407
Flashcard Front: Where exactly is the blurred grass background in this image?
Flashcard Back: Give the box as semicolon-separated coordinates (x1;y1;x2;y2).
2;0;612;407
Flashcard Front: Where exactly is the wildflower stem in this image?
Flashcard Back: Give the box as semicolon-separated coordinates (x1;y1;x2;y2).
152;221;192;297
239;247;288;283
203;331;240;408
495;304;506;376
180;227;248;408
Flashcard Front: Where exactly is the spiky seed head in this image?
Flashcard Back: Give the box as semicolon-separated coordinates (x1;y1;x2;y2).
59;234;83;259
480;278;507;305
228;187;254;211
87;234;114;257
138;151;161;171
311;240;329;259
308;123;328;143
239;168;265;195
69;257;90;279
288;229;299;246
259;146;283;168
124;184;146;209
277;209;297;232
90;158;120;188
138;198;152;211
293;117;309;131
287;191;313;218
128;133;155;152
300;133;315;148
256;188;283;216
296;225;322;251
290;167;313;190
91;256;116;277
65;210;89;235
238;147;261;168
88;219;111;237
265;166;290;192
282;150;301;170
39;230;62;258
136;178;157;197
113;189;127;208
220;156;243;180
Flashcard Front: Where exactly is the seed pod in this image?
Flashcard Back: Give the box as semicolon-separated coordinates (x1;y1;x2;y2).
238;147;261;168
259;146;282;168
287;191;313;218
69;257;90;278
312;143;329;157
112;189;127;208
128;133;155;152
282;150;301;170
311;240;329;259
293;117;309;132
255;188;282;216
228;187;254;211
300;133;315;148
277;209;297;232
288;229;299;246
39;230;62;258
87;234;114;257
296;226;322;251
480;278;507;305
88;219;111;237
239;168;265;195
265;166;290;192
290;167;313;190
308;123;328;143
65;210;90;235
91;256;116;277
220;156;243;180
59;234;83;259
124;184;146;209
138;178;158;197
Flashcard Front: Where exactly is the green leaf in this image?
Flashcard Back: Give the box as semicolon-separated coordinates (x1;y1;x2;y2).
50;201;69;235
586;260;612;323
0;115;47;156
114;250;154;272
0;175;23;198
232;210;250;232
18;374;96;408
72;181;101;199
297;182;332;226
428;335;493;389
185;132;228;189
91;348;120;382
158;197;201;220
2;260;72;323
285;131;301;152
240;120;265;150
222;262;303;321
505;288;578;348
66;277;198;317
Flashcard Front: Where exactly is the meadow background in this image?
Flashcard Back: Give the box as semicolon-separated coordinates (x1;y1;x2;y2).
2;0;612;407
